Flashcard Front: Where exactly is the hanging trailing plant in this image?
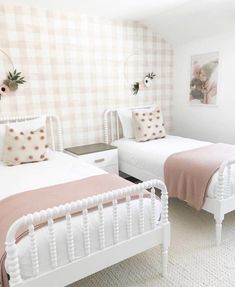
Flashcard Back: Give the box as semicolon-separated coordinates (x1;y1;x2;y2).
4;69;26;91
0;49;26;99
132;82;140;95
132;72;157;95
144;72;156;87
146;72;156;79
0;69;26;99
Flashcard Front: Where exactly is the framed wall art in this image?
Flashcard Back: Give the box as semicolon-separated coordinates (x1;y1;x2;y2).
189;51;219;106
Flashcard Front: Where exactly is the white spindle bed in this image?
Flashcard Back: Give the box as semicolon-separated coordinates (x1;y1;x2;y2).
1;115;170;287
104;106;235;246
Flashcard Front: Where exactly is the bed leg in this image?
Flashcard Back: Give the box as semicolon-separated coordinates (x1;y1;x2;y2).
215;221;222;246
161;245;168;277
160;221;170;277
214;215;224;246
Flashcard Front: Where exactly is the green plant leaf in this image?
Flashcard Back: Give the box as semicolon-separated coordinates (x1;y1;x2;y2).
132;82;139;95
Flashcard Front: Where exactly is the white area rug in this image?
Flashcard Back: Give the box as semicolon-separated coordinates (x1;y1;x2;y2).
69;199;235;287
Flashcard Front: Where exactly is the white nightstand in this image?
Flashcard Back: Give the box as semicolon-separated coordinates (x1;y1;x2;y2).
64;143;119;174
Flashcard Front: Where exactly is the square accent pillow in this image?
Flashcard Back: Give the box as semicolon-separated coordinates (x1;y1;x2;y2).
3;126;48;166
0;116;46;161
132;107;166;142
117;105;157;139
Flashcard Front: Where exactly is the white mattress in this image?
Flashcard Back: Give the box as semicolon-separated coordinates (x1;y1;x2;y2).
3;151;161;279
113;135;235;199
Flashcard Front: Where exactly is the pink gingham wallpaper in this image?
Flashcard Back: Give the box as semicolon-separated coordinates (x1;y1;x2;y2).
0;5;173;147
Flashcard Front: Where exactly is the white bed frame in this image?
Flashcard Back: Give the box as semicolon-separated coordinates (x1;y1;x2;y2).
2;115;170;287
104;106;235;246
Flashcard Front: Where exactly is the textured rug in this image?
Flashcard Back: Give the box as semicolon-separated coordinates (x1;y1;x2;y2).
69;199;235;287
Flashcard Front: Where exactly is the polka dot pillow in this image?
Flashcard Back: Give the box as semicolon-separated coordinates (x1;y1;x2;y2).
3;126;48;166
132;107;166;142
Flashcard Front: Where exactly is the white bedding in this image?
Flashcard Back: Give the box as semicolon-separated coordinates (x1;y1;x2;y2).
0;150;105;201
3;151;161;279
112;135;235;199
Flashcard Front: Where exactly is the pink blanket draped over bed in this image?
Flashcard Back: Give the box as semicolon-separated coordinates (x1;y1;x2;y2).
164;143;235;210
0;174;136;287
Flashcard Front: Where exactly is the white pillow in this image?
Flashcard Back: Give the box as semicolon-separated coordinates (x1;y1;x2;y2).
0;116;46;160
117;108;134;138
117;105;157;139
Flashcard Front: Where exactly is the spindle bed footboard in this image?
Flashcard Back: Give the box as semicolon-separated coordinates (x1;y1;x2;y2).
5;180;170;287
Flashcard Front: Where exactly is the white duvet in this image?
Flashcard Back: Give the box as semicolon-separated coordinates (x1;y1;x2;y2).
113;135;235;199
2;151;161;279
0;151;105;200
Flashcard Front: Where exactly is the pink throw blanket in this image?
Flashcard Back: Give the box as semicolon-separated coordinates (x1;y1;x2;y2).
0;174;136;287
164;143;235;210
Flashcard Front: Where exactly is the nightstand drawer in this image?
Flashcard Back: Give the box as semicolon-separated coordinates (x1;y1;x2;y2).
79;149;118;168
64;143;119;174
103;164;119;174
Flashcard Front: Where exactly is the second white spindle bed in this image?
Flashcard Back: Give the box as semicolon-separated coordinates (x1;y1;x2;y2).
104;106;235;246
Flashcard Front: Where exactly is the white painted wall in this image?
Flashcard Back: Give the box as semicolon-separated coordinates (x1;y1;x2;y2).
172;31;235;144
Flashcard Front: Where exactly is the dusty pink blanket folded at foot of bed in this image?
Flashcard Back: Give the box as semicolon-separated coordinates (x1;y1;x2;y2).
1;174;139;287
164;143;235;210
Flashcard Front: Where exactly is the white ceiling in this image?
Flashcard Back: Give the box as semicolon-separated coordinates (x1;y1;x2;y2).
1;0;235;44
1;0;191;20
144;0;235;45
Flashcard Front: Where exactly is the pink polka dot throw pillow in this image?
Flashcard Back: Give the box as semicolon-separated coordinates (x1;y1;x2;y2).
132;107;166;142
3;126;48;166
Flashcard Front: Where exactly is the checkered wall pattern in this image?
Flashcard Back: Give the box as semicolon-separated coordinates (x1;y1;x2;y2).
0;5;173;147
